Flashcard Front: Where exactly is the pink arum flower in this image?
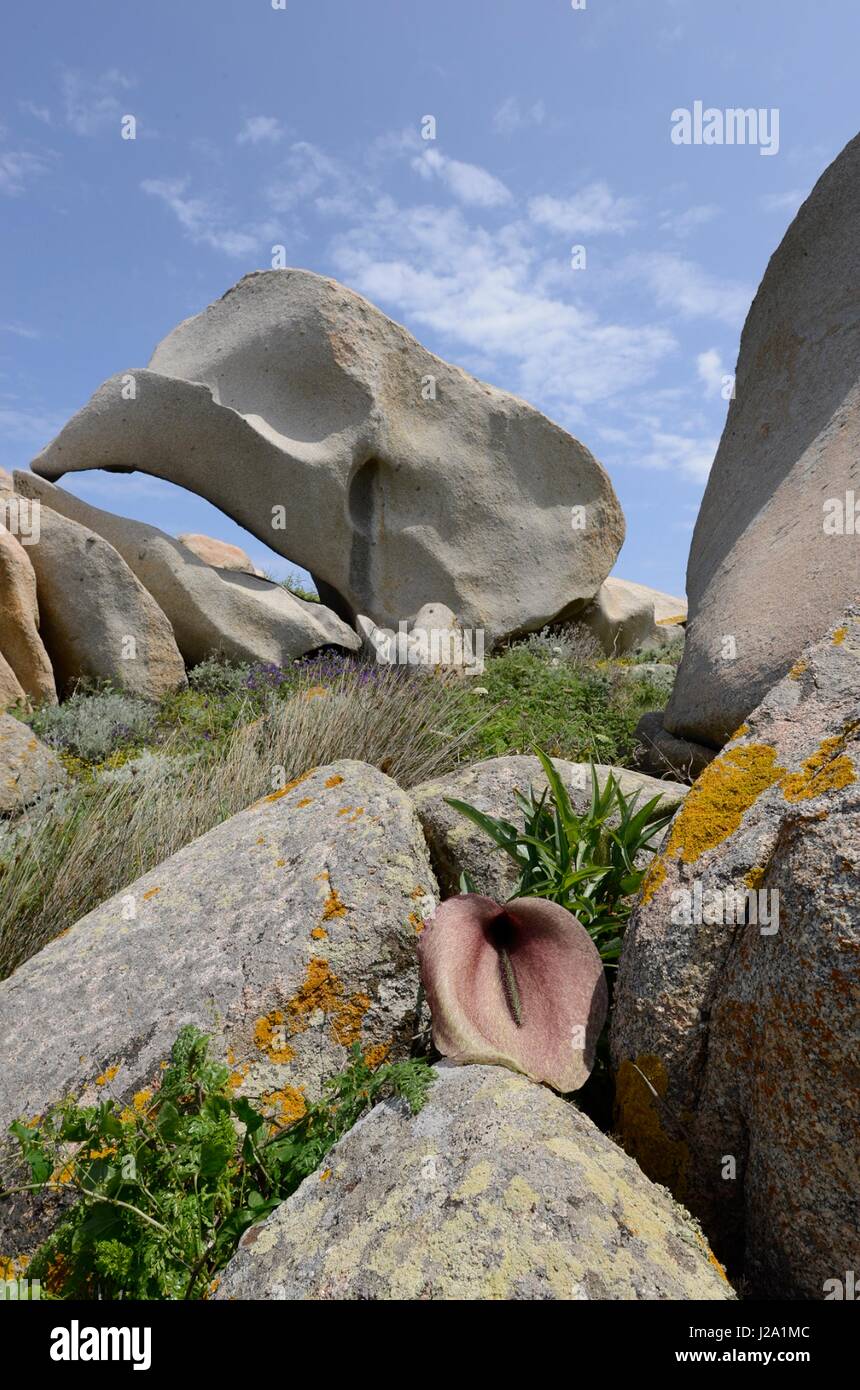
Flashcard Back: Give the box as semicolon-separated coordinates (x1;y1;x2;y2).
418;894;608;1093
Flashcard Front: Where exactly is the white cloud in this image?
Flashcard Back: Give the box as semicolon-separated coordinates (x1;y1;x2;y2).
696;347;729;397
0;321;40;340
528;183;637;236
19;100;52;125
61;68;133;136
0;148;50;196
492;97;546;135
759;188;806;214
329;198;673;416
638;430;717;482
621;251;751;326
266;141;358;215
237;116;286;146
0;405;64;445
660;203;720;238
141;177;277;258
411;148;513;208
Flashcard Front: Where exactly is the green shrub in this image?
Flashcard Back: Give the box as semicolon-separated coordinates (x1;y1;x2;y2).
448;749;675;965
27;687;158;764
6;1026;432;1300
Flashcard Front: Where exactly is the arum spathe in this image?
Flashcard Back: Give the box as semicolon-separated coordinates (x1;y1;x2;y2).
418;893;607;1093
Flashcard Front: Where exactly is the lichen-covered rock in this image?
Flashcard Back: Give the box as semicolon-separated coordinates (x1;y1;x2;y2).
28;268;624;645
15;473;360;667
0;712;67;814
665;133;860;747
411;756;688;898
214;1063;734;1301
0;759;436;1255
612;607;860;1298
581;577;686;656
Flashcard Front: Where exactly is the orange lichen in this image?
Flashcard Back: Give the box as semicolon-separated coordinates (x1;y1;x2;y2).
408;911;425;933
363;1042;390;1069
744;864;766;891
832;627;847;645
320;1168;333;1182
261;1085;307;1127
614;1055;690;1197
411;886;427;900
275;858;286;867
311;926;327;940
729;723;750;740
253;1011;295;1064
286;957;370;1046
661;744;785;864
295;798;313;809
788;660;807;680
325;775;344;788
640;855;667;906
321;888;348;920
142;887;160;901
260;769;314;804
781;730;857;803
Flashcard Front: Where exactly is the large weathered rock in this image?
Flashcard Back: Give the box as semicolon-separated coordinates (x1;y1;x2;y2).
15;474;360;668
16;500;187;700
0;653;26;713
582;577;686;656
0;759;437;1254
29;269;624;644
0;526;56;705
177;532;261;576
411;755;688;898
612;608;860;1298
215;1062;734;1301
665;133;860;748
633;711;717;782
0;712;67;814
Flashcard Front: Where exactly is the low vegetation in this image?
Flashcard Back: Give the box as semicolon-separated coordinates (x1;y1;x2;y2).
6;1026;433;1300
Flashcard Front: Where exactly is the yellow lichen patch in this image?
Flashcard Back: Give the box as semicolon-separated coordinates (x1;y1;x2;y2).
142;887;160;902
256;836;266;845
275;858;286;867
782;731;857;803
697;1233;731;1284
336;805;354;816
662;744;785;864
311;926;327;940
729;723;750;740
788;660;807;681
95;1064;120;1087
744;864;766;891
656;614;687;626
325;775;344;789
408;911;425;933
286;957;370;1046
320;1168;333;1183
315;870;330;881
228;1064;250;1091
640;855;667;906
262;1085;307;1127
411;886;427;899
295;798;313;809
363;1041;390;1069
322;887;348;920
614;1055;690;1198
260;769;314;804
454;1161;494;1199
253;1011;295;1064
503;1175;540;1213
832;626;847;645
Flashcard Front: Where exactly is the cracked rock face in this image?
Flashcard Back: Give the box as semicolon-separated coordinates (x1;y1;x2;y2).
665;132;860;748
0;759;437;1256
611;607;860;1298
214;1062;734;1301
30;268;624;644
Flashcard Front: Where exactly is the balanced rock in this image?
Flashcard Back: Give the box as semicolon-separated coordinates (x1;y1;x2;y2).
582;577;686;656
411;755;688;898
0;760;437;1255
0;712;67;815
665;133;860;747
215;1062;734;1301
29;269;624;644
15;498;186;700
177;532;261;576
0;526;56;705
15;473;360;667
612;609;860;1297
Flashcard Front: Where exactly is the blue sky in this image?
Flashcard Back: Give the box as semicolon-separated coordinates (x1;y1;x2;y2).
1;0;857;597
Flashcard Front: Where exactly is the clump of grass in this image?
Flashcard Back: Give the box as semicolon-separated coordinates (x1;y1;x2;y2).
0;658;481;978
6;1025;432;1300
26;686;158;763
519;622;602;666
